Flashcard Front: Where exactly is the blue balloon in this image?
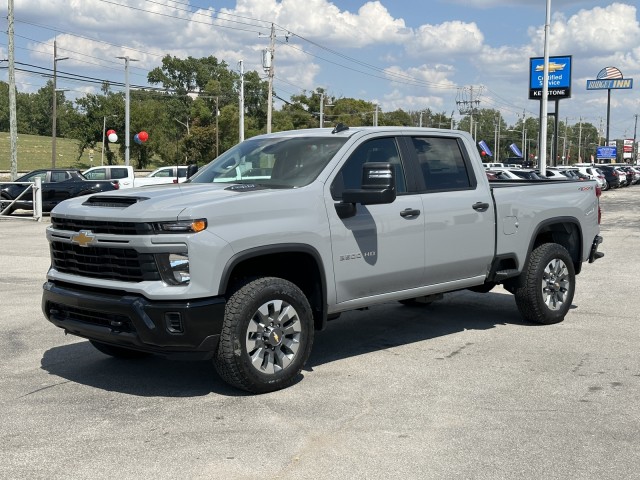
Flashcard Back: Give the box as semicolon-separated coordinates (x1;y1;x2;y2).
134;134;141;145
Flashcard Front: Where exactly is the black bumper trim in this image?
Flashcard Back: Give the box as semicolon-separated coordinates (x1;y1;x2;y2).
42;281;225;359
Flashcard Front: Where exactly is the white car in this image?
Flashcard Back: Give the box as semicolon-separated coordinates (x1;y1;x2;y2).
134;165;193;187
576;166;608;190
536;168;569;180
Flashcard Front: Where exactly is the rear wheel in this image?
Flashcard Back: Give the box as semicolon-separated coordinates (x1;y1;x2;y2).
89;340;151;359
214;277;314;393
514;243;575;325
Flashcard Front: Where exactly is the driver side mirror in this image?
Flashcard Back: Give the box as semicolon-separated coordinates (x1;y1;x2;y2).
336;162;397;219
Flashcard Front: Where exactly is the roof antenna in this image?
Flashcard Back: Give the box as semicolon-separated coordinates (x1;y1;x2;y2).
332;123;349;134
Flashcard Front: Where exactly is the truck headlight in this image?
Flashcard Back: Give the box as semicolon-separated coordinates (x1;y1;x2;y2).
153;219;207;233
155;253;190;285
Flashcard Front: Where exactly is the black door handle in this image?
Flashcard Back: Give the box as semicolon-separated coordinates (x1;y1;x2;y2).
472;202;490;212
400;208;421;218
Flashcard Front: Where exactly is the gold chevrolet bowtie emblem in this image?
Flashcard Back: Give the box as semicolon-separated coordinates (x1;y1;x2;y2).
71;230;96;247
273;333;280;343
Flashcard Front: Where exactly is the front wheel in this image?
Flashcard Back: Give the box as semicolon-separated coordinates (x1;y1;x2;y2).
214;277;314;393
514;243;575;324
1;196;14;215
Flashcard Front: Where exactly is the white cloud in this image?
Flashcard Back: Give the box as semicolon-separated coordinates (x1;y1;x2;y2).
406;21;485;58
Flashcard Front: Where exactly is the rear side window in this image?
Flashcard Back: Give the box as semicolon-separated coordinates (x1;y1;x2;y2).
410;137;472;191
51;171;70;183
110;168;129;180
84;168;106;180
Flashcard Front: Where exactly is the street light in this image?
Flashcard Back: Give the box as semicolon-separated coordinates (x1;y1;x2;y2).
51;39;68;167
116;55;138;166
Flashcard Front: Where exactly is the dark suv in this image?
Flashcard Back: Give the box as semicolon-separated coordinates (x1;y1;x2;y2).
597;165;622;189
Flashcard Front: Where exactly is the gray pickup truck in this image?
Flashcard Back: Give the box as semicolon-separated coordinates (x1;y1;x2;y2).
42;126;603;393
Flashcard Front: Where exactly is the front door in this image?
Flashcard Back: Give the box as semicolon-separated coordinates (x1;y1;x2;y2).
326;137;425;304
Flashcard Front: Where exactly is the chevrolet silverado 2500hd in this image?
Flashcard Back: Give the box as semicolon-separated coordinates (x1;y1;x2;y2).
42;126;603;393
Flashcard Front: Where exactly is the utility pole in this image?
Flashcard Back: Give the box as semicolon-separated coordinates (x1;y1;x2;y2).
215;96;220;158
263;24;275;134
320;93;325;128
578;117;582;162
633;114;638;165
116;56;138;166
238;60;245;142
562;116;568;164
373;103;379;126
456;86;481;141
8;0;18;180
51;39;68;168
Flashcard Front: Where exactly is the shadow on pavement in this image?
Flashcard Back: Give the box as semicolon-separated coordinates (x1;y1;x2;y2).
40;289;529;397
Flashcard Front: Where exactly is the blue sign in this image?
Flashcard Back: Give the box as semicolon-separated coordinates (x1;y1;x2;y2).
529;55;572;99
596;146;617;159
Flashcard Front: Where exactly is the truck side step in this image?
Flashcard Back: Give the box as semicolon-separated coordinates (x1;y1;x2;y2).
493;269;520;280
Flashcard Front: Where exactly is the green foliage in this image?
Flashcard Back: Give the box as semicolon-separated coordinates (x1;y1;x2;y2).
0;54;610;172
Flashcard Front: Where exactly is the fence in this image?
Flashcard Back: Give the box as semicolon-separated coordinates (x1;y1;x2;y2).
0;177;43;222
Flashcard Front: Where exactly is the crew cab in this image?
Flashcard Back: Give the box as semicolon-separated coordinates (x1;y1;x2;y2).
41;126;603;393
1;169;118;214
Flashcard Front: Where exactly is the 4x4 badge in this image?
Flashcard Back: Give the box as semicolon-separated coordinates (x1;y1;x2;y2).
71;230;96;247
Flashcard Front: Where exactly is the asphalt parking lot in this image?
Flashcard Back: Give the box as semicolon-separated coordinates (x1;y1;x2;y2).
1;187;639;480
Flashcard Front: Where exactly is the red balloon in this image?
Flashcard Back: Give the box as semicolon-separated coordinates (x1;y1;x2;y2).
138;131;149;142
106;129;115;137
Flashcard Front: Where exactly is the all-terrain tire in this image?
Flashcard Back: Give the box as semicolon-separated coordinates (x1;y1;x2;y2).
514;243;575;325
214;277;314;393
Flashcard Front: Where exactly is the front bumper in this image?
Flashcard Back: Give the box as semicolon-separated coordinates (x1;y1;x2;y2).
42;281;225;360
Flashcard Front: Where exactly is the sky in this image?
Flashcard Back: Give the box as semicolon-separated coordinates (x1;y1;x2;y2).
1;0;639;140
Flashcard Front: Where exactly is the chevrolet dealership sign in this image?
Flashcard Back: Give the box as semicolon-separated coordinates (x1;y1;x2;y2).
529;55;572;99
587;67;633;90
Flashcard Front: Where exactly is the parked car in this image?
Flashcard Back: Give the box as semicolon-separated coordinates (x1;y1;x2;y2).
596;165;622;189
134;165;196;187
83;165;135;188
576;166;608;190
620;165;640;185
536;168;569;180
488;168;546;180
613;166;631;187
0;169;119;214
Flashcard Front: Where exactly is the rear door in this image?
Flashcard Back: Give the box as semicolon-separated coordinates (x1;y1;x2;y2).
407;135;495;285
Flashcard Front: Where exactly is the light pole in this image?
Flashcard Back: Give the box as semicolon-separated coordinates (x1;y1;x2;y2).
51;39;68;168
116;56;138;166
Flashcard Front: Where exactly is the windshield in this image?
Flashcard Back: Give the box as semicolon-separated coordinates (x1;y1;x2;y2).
188;136;347;188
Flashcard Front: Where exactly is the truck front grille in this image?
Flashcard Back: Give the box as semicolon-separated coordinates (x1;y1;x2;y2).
51;216;153;235
51;242;160;282
48;302;135;333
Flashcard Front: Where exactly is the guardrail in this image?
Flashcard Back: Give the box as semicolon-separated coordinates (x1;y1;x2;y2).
0;177;43;221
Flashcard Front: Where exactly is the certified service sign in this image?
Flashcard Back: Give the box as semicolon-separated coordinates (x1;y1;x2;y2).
586;67;633;90
529;55;572;99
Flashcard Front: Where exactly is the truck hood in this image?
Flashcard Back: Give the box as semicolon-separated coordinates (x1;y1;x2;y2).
50;182;282;221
